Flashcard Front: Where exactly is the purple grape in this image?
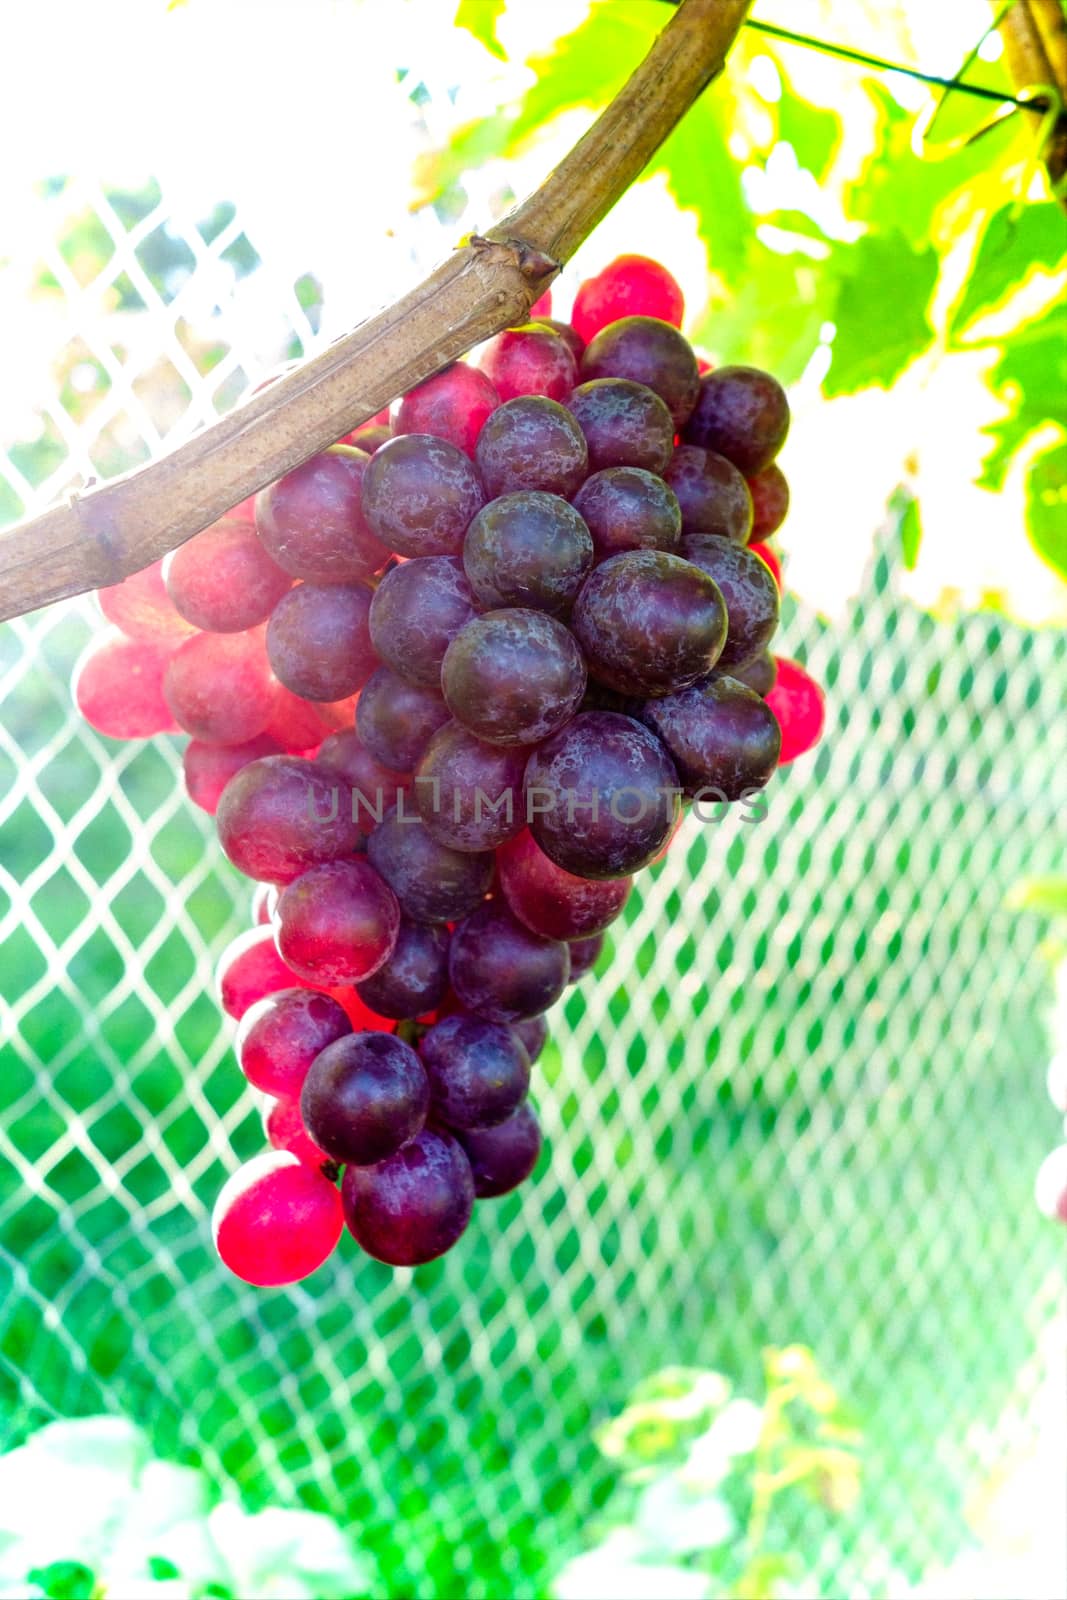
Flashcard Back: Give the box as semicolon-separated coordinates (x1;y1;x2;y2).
368;556;478;687
300;1031;429;1166
567;378;674;474
419;1013;530;1129
568;932;605;981
356;666;451;771
511;1014;549;1064
354;916;450;1020
463;491;593;615
680;535;780;670
414;722;527;851
315;730;411;831
580;316;699;427
342;1128;475;1265
682;366;790;476
748;463;789;538
441;608;587;747
638;676;782;800
475;395;588;498
533;318;585;362
457;1103;543;1197
523;711;680;879
732;650;777;697
664;446;753;544
216;755;366;884
571;550;728;697
449;901;570;1023
572;467;682;561
497;828;631;941
255;446;390;583
367;805;494;924
266;582;376;701
360;433;486;557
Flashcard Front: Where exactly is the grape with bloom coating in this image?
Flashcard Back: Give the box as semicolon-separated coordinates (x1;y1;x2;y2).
571;254;684;343
681;536;779;670
75;632;179;740
683;366;790;477
442;608;587;747
748;463;789;538
367;806;494;924
580;316;699;427
165;518;291;632
267;581;376;702
212;1151;342;1286
568;932;605;981
361;433;486;557
301;1032;429;1166
497;829;632;941
463;491;593;615
164;631;274;745
478;322;578;403
664;446;753;544
524;710;681;879
572;549;728;697
275;858;400;985
572;467;682;561
568;378;674;474
512;1014;549;1064
639;676;781;801
394;363;500;458
449;901;570;1023
415;722;528;852
237;987;351;1098
342;1127;475;1266
216;755;366;884
356;667;451;772
419;1013;531;1129
534;318;585;362
183;735;281;815
98;559;196;643
475;395;588;498
457;1102;543;1198
255;446;390;583
315;729;411;831
731;651;777;698
355;916;450;1020
368;556;478;687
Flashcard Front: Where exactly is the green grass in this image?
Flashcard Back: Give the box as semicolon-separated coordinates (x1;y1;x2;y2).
1;548;1064;1597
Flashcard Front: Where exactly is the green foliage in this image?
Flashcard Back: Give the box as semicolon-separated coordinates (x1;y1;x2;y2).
454;0;507;60
822;231;938;396
949;202;1067;339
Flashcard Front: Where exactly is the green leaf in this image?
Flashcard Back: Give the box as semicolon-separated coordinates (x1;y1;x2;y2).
897;493;923;570
823;231;938;395
980;304;1067;488
950;203;1067;339
454;0;507;60
775;82;842;183
1006;874;1067;916
1026;437;1067;581
26;1563;97;1600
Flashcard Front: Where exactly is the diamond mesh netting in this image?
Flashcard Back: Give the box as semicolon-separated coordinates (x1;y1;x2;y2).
0;175;1064;1600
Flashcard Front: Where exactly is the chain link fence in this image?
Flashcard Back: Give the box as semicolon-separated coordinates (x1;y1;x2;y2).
1;171;1064;1599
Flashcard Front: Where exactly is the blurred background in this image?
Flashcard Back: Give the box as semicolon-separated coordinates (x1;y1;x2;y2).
0;1;1065;1596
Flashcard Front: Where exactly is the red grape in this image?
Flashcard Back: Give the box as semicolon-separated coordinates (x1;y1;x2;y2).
414;721;527;852
266;581;376;702
264;685;334;753
316;729;411;830
572;549;728;697
165;518;291;632
216;755;365;883
212;1151;342;1286
216;925;313;1021
98;559;197;643
368;556;478;688
463;491;593;615
571;255;684;343
251;881;278;925
664;446;754;544
497;829;632;941
683;366;790;477
341;1126;475;1265
301;1032;429;1165
237;987;352;1098
529;288;553;319
255;446;390;583
478;323;578;403
580;316;699;427
748;463;789;538
457;1102;543;1197
639;676;781;801
442;608;587;746
449;901;570;1023
567;378;674;474
572;467;682;561
164;630;274;744
749;541;782;591
680;536;779;670
475;395;588;499
74;631;179;739
264;1096;332;1170
765;658;826;765
361;434;486;557
348;423;392;454
419;1013;530;1129
276;858;401;985
533;318;585;362
394;364;500;458
183;733;281;814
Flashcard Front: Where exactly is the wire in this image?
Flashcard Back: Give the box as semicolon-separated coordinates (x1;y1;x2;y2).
741;17;1048;113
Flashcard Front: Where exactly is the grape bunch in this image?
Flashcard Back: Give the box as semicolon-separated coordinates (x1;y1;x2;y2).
74;252;826;1285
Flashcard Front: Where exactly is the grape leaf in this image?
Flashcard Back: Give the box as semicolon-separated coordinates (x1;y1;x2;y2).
1025;436;1067;582
950;202;1067;340
823;231;938;396
896;493;923;571
454;0;507;60
980;304;1067;488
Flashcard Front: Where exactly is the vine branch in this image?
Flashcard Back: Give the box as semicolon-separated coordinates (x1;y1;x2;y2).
0;0;752;624
996;0;1067;200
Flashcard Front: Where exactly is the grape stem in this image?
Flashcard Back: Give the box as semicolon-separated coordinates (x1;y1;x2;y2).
0;0;751;623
